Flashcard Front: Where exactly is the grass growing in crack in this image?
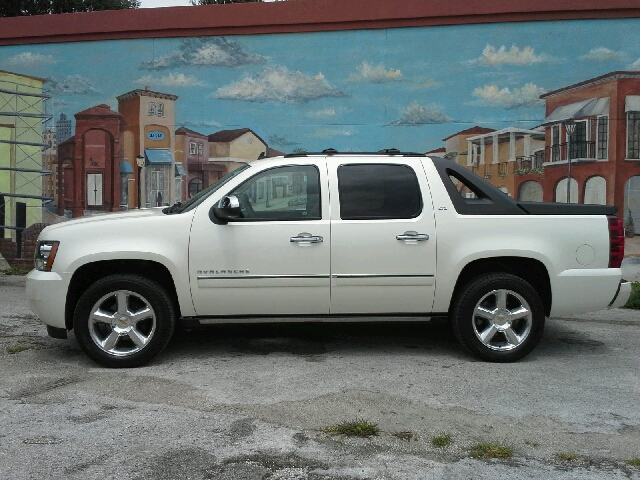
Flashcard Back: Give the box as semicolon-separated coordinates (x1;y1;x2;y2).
6;343;35;354
392;431;415;441
431;434;452;448
324;419;379;438
556;453;579;461
624;282;640;309
628;458;640;467
469;443;514;459
1;266;30;276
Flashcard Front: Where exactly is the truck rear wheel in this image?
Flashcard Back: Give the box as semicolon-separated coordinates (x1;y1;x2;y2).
73;275;175;368
451;273;545;362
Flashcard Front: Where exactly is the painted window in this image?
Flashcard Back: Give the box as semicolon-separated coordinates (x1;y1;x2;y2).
628;111;640;159
197;143;203;155
552;125;560;162
584;176;606;205
597;117;608;160
157;103;164;117
570;120;587;159
87;173;103;206
188;177;203;198
148;102;156;116
518;180;543;202
338;164;422;219
189;142;197;155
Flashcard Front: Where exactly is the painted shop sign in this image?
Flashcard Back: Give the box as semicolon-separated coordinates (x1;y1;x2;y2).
146;131;166;141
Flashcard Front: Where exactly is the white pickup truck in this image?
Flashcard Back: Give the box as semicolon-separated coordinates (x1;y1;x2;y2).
26;152;631;367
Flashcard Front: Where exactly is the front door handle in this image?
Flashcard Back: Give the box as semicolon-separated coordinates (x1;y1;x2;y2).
290;232;323;244
396;231;429;241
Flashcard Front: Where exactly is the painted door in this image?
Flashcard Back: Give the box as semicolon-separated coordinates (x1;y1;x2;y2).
328;157;437;314
189;160;330;316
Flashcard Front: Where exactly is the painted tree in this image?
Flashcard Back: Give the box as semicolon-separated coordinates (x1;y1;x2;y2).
0;0;140;17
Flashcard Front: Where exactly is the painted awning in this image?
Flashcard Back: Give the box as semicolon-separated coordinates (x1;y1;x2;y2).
625;95;640;112
144;148;173;165
119;162;134;174
542;98;610;125
174;162;186;176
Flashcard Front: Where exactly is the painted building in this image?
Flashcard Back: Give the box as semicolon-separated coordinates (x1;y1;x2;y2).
443;127;495;167
208;128;267;176
117;87;181;209
517;72;640;223
0;70;47;239
42;127;57;205
56;104;125;217
175;126;212;200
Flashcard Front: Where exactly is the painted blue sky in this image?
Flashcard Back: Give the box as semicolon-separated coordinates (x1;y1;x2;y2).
2;17;640;153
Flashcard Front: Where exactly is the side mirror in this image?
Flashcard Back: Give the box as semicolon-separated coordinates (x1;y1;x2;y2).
209;195;242;224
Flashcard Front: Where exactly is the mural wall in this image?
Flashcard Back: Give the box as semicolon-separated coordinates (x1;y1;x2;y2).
2;15;640;233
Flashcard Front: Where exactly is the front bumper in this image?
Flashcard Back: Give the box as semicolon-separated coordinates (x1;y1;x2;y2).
26;269;68;329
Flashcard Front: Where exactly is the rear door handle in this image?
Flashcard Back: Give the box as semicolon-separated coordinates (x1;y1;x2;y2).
396;231;429;241
290;232;323;244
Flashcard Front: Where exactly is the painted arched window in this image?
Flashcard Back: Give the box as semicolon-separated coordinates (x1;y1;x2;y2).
518;180;543;202
188;177;203;198
555;178;578;203
584;176;606;205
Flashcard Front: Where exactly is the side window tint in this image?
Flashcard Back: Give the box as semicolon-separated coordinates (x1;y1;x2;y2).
338;164;422;220
229;165;321;221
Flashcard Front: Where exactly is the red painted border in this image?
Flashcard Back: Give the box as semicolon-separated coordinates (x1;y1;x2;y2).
0;0;639;46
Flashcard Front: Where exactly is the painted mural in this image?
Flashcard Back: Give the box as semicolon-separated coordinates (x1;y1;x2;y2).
3;17;640;236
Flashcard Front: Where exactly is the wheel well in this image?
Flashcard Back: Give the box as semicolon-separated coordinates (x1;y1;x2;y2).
65;260;181;330
450;257;552;317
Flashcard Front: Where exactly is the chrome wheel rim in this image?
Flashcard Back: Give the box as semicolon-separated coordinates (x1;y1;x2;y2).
472;289;532;351
88;290;156;357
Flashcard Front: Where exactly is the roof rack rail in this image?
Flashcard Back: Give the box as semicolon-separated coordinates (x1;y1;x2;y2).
283;149;426;158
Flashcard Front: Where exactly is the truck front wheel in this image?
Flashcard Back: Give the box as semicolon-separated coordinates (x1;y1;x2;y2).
451;273;545;362
73;275;176;368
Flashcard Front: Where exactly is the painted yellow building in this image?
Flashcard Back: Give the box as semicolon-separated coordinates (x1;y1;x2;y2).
0;70;47;239
208;128;267;173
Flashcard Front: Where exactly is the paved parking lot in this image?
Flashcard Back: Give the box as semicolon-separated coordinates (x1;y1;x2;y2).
1;273;639;479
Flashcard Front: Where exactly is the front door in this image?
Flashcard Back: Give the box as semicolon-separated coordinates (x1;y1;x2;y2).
328;158;437;314
189;161;330;317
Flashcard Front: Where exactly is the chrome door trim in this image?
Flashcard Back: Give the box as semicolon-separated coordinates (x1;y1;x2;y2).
197;274;331;280
332;274;434;279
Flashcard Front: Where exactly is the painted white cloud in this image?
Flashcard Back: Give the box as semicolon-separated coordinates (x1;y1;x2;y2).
7;52;55;68
348;61;402;83
389;102;451;126
628;58;640;70
472;83;546;108
140;37;266;70
475;45;548;66
308;108;337;118
136;73;204;88
213;66;346;104
312;128;355;138
580;47;624;62
45;75;100;95
183;120;221;129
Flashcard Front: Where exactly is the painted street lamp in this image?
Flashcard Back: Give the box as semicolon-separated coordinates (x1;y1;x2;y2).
136;155;145;209
564;120;576;203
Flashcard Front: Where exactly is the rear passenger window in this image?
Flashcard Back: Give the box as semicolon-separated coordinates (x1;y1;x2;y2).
338;164;422;220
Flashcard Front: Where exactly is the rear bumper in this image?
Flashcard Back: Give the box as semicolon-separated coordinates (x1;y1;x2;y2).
550;268;626;316
608;280;632;309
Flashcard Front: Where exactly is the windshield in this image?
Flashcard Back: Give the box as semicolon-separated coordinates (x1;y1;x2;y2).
168;164;251;214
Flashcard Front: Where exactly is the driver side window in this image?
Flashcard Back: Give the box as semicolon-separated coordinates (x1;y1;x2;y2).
229;165;321;221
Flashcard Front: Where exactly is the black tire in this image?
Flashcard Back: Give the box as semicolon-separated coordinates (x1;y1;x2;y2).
451;273;545;362
73;275;176;368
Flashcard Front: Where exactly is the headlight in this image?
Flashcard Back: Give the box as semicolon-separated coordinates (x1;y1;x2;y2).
34;241;59;271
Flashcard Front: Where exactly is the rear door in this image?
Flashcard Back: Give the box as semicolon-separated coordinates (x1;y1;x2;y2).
328;157;437;314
